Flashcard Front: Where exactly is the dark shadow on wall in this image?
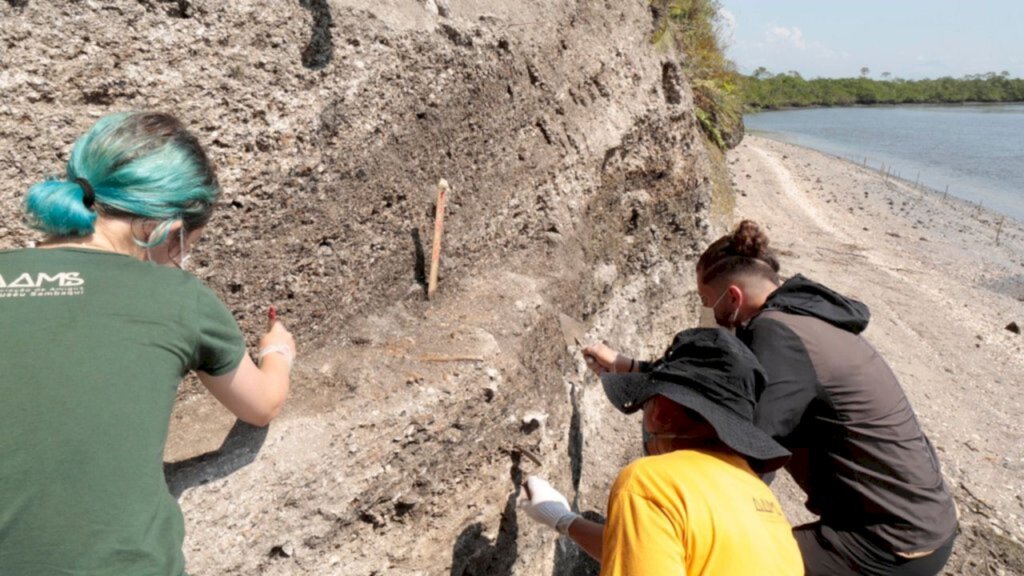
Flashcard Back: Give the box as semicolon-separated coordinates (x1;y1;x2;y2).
6;0;29;7
554;375;602;575
551;511;604;576
568;380;584;493
136;0;192;18
411;228;427;292
449;454;522;576
163;419;268;499
299;0;334;70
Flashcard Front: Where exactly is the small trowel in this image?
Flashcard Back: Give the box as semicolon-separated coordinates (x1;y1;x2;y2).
558;312;589;348
559;313;604;372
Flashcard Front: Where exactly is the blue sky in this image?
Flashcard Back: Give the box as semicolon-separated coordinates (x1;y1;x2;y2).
718;1;1024;79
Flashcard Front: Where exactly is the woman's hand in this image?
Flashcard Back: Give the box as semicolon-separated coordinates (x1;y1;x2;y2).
198;308;297;427
258;319;296;370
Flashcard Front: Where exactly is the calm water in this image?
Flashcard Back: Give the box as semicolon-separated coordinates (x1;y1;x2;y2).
744;104;1024;224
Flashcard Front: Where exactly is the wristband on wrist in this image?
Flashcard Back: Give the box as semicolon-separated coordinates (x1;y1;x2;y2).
628;358;636;373
555;512;579;536
258;344;294;370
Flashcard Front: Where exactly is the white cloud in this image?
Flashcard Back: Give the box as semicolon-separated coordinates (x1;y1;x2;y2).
767;26;806;50
729;22;852;77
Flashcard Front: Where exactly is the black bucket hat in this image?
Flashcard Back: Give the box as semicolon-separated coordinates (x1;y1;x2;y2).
600;328;790;473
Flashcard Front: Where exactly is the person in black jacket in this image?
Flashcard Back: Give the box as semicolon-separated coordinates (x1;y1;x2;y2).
693;219;958;576
585;219;959;575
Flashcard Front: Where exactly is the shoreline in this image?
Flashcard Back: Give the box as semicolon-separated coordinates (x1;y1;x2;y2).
738;134;1024;292
740;104;1024;228
745;101;1024;113
746;127;1024;230
727;134;1024;572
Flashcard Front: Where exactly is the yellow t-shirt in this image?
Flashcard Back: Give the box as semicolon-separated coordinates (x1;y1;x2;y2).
600;448;803;576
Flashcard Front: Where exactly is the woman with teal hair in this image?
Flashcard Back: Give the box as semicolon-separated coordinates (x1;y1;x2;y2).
0;111;296;575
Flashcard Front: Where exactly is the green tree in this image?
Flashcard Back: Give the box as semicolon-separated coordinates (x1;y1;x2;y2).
739;69;1024;109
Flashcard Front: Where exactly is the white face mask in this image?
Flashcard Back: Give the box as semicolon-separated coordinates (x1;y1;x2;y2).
698;289;735;328
698;304;720;328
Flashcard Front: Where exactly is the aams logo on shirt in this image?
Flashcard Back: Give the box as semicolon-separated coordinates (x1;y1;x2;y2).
0;272;86;297
0;272;85;288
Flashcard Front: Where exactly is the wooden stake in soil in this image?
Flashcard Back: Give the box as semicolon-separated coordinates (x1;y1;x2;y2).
427;179;450;300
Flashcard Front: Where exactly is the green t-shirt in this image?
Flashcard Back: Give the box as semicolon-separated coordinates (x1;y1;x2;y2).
0;248;246;575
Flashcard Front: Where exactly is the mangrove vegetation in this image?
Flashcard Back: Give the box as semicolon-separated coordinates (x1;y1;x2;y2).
742;69;1024;110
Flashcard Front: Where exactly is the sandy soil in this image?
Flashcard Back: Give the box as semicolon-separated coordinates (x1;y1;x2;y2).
731;135;1024;574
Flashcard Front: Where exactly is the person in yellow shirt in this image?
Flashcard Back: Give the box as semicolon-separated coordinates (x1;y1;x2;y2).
520;328;803;575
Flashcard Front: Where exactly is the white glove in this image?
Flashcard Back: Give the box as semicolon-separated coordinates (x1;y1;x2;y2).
519;476;578;534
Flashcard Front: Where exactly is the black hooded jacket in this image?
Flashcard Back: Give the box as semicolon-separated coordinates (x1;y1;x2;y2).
737;275;957;553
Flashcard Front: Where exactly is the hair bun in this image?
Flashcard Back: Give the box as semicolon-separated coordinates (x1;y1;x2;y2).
731;219;770;259
24;179;98;237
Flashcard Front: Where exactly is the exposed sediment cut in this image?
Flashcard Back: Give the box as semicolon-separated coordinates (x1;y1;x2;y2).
1;1;713;574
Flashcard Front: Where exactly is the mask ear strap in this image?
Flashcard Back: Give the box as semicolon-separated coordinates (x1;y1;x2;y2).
129;218;183;264
178;226;191;270
711;288;730;310
132;218;179;249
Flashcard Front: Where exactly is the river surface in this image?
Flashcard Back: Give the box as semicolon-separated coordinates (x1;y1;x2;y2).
744;104;1024;224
